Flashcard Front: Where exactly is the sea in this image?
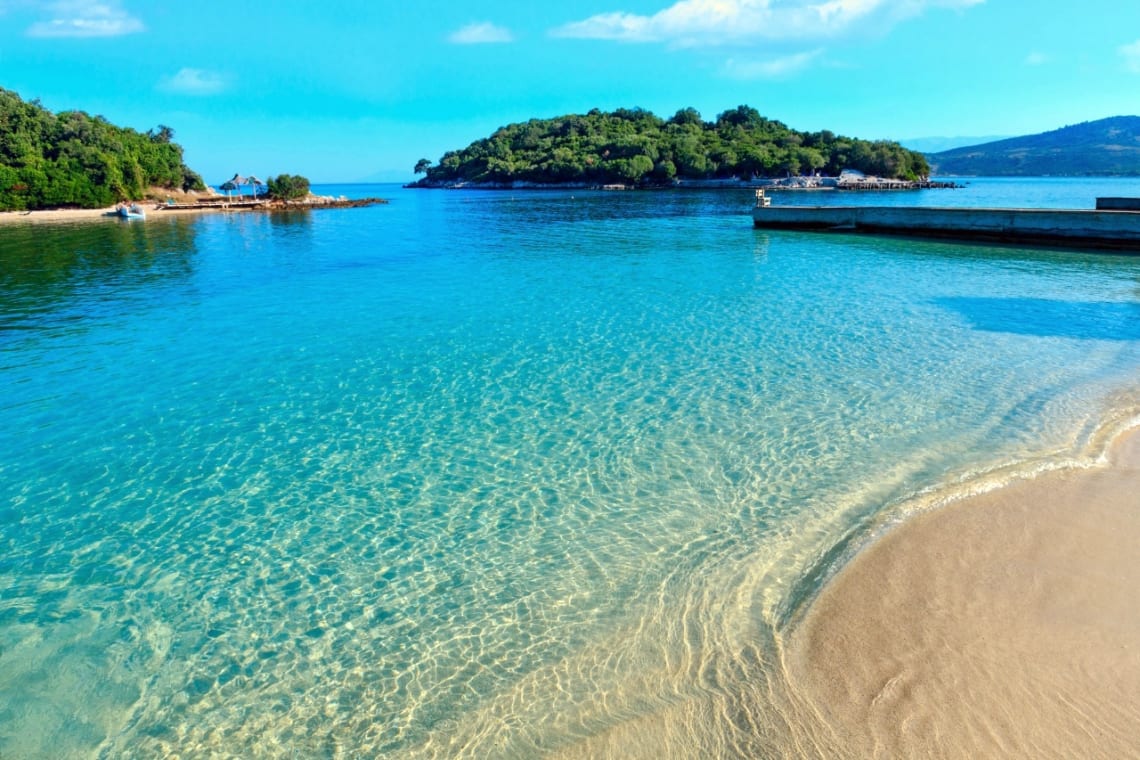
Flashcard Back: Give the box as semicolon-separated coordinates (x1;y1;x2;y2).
2;177;1140;758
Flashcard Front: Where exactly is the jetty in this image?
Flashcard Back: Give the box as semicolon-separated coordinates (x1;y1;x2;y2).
751;191;1140;250
154;196;387;213
158;197;268;211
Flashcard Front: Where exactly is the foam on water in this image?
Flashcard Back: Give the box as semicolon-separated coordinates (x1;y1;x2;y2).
2;181;1140;757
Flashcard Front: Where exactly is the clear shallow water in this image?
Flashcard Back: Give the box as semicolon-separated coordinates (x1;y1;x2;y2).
1;180;1139;757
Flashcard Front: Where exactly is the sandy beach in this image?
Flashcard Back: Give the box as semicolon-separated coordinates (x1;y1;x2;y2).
0;201;231;225
0;205;134;225
787;427;1140;758
0;196;382;226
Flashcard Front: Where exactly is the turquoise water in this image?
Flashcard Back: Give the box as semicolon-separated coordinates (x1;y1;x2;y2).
2;180;1140;757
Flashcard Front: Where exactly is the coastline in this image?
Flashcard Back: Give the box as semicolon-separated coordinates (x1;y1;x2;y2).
0;196;386;226
785;423;1140;758
0;205;141;225
404;176;958;191
0;203;246;226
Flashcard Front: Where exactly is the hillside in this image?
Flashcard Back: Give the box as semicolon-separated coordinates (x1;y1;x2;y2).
410;106;929;187
928;116;1140;176
0;88;205;211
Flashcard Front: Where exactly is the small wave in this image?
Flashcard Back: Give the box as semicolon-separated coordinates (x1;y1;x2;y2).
779;403;1140;636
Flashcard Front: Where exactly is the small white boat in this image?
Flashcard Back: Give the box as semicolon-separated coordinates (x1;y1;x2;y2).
117;203;146;220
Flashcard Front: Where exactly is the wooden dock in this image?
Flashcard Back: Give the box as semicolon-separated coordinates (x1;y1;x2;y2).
153;197;388;213
751;195;1140;251
157;198;269;211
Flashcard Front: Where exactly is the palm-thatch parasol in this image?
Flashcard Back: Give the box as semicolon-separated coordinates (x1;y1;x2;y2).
227;173;248;197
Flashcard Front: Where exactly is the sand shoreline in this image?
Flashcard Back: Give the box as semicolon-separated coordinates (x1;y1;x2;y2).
0;203;232;225
0;205;135;224
0;196;386;226
786;424;1140;758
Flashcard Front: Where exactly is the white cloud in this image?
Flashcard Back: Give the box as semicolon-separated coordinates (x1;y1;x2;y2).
1121;39;1140;74
26;1;143;38
448;22;514;44
551;0;983;46
725;48;823;77
159;68;228;96
1024;51;1047;65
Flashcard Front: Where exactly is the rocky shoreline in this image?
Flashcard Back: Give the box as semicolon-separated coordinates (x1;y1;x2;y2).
406;176;959;191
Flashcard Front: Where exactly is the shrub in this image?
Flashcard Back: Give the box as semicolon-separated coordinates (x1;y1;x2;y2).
267;174;310;201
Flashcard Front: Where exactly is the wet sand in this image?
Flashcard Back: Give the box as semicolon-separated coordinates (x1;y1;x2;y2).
0;204;238;225
0;196;381;226
788;428;1140;758
0;205;231;225
0;206;128;224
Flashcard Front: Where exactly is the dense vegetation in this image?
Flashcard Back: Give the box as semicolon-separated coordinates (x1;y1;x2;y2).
411;106;930;187
0;87;205;211
267;174;311;200
928;116;1140;176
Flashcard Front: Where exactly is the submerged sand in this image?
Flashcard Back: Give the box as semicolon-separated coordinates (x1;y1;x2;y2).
787;428;1140;758
426;431;1140;759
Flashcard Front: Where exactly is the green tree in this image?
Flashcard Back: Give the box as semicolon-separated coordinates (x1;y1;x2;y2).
181;168;206;192
668;107;703;127
267;174;311;200
0;87;205;210
653;159;677;182
147;125;175;143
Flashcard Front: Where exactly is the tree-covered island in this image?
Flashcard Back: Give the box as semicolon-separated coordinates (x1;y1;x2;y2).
410;106;930;188
0;87;206;211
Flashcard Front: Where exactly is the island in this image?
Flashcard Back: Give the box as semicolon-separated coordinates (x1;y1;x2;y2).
408;106;930;189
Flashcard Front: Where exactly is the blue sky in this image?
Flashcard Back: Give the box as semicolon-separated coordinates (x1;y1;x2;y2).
2;0;1138;183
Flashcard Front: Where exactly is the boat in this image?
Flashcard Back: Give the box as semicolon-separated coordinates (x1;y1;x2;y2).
117;203;146;220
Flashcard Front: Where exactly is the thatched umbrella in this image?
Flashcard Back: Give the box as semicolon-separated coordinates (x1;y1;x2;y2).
227;173;248;198
247;175;265;198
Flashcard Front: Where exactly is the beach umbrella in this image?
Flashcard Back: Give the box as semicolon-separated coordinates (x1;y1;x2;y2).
247;175;264;198
228;173;248;197
220;180;237;198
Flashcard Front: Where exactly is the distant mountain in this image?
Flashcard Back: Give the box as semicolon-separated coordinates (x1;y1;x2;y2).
899;135;1011;154
927;116;1140;176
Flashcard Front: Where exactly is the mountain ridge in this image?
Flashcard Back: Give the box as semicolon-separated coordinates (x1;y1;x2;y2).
927;116;1140;176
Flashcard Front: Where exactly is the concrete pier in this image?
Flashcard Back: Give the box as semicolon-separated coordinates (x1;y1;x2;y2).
752;203;1140;250
1096;197;1140;211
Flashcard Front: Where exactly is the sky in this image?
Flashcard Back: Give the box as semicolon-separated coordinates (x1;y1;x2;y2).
1;0;1138;183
